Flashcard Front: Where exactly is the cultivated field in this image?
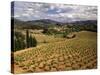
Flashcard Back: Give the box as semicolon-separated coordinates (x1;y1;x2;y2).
12;31;97;74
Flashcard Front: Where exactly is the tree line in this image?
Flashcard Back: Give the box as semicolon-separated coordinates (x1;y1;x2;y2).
13;30;37;52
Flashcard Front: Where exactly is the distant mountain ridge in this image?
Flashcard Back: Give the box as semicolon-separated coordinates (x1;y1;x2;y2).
12;18;97;29
69;20;97;25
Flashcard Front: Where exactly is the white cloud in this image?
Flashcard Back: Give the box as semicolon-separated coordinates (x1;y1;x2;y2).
67;14;73;18
13;1;97;22
22;13;30;16
14;14;20;18
56;9;62;13
27;8;34;11
50;5;55;10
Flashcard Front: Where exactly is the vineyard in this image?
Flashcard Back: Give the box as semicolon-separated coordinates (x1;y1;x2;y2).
12;31;97;74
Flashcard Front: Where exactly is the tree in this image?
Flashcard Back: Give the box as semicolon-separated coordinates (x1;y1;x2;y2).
14;31;25;52
26;29;37;48
28;35;37;47
26;29;29;48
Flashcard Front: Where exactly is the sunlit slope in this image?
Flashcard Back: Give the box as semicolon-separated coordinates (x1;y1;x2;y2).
14;31;97;73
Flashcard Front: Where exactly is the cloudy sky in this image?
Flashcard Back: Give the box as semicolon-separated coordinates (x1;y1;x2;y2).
11;1;97;22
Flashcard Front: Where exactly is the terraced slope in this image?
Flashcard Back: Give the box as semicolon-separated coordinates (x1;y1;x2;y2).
13;31;97;74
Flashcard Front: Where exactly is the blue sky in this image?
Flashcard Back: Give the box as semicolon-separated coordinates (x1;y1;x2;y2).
12;1;97;22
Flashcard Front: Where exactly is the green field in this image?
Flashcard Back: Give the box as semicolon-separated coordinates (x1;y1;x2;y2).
12;31;97;74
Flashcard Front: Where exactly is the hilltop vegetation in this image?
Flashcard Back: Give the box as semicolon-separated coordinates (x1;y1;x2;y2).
12;18;97;32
